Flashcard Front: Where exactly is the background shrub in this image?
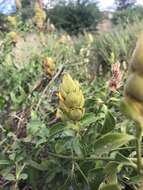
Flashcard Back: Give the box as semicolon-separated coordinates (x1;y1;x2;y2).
47;1;101;35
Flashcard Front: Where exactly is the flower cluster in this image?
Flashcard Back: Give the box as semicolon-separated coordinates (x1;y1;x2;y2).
58;74;85;123
43;57;56;79
34;2;46;29
109;62;122;92
7;16;17;28
8;31;17;43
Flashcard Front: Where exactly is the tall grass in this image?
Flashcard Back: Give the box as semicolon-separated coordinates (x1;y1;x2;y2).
90;19;143;74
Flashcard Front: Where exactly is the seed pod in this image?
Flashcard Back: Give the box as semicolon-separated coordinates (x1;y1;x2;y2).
125;74;143;102
120;96;143;124
130;34;143;73
122;33;143;126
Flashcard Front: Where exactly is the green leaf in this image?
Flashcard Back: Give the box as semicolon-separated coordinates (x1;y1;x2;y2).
55;139;67;154
94;133;134;155
0;96;5;108
27;120;42;135
19;173;28;180
102;111;115;134
72;137;83;156
0;160;10;165
4;173;15;181
104;162;119;184
62;128;75;137
89;168;105;190
29;160;45;171
128;175;143;185
115;153;132;166
49;123;64;137
80;113;97;128
16;164;26;180
99;184;121;190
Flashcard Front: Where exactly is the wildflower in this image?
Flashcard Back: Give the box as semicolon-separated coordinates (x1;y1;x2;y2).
7;16;17;27
34;2;46;29
109;62;122;92
8;31;17;43
43;57;55;78
58;74;85;123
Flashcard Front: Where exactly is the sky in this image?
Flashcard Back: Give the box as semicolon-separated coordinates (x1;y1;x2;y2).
98;0;143;10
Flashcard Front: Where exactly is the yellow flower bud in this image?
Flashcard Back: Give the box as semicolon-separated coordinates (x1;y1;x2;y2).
7;16;17;27
68;108;85;121
59;74;77;96
59;73;85;123
64;90;84;108
44;57;55;70
43;57;55;78
34;2;46;29
8;32;17;43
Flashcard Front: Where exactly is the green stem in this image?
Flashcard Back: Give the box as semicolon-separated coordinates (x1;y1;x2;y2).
47;151;116;161
136;124;142;174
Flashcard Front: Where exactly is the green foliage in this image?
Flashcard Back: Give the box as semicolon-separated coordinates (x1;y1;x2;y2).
89;20;143;74
99;184;121;190
93;133;134;155
0;12;143;190
112;6;143;25
47;1;101;35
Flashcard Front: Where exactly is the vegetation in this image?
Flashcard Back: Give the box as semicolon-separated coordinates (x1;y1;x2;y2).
47;1;101;35
0;1;143;190
112;6;143;25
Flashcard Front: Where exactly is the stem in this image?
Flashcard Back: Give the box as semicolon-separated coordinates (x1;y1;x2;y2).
47;151;115;161
14;182;19;190
136;124;142;174
46;151;137;169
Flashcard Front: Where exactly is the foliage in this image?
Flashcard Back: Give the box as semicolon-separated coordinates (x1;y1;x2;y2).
112;6;143;25
89;20;143;74
0;10;143;190
47;1;101;35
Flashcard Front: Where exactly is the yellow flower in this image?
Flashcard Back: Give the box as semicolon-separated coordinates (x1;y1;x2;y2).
8;32;17;43
43;57;56;78
7;16;17;27
34;3;46;29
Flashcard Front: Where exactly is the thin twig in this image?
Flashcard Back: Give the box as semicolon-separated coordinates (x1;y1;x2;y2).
35;65;64;111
